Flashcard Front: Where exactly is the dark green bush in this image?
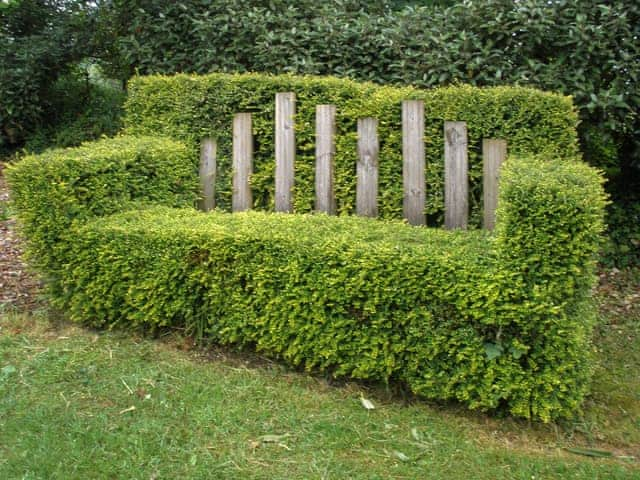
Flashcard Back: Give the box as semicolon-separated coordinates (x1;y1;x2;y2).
5;135;199;293
0;0;98;152
22;68;126;153
601;199;640;268
104;0;638;171
125;72;579;225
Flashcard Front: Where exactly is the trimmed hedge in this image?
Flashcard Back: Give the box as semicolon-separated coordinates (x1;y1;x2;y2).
8;131;606;419
5;135;199;293
6;70;606;420
484;158;607;420
124;72;579;225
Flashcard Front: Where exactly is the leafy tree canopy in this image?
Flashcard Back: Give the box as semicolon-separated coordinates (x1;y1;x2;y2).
0;0;97;148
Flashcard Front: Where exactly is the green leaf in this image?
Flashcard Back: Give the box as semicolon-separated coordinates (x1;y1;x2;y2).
483;342;503;361
509;345;525;360
1;365;17;377
564;447;613;458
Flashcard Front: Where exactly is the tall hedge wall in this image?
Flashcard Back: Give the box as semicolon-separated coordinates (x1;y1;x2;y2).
124;72;579;226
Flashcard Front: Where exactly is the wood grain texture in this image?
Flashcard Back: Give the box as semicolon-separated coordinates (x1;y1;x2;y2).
444;121;468;229
315;104;336;214
482;138;507;230
275;92;296;213
356;118;379;218
198;138;217;212
402;100;426;226
233;113;253;212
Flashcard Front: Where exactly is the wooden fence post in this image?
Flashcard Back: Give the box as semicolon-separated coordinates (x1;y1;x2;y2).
315;104;336;214
483;138;507;230
233;113;253;212
275;92;296;213
199;138;217;212
402;100;426;226
444;121;468;229
356;118;379;218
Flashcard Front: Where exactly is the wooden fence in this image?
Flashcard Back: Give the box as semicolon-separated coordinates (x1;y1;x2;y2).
198;93;508;230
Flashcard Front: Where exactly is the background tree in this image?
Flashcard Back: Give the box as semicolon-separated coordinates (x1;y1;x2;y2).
0;0;113;152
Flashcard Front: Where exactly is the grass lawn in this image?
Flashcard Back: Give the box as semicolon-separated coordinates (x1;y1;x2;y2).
0;267;638;480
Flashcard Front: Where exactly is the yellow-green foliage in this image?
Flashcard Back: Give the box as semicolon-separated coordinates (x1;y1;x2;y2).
7;74;605;421
124;72;579;225
9;150;605;421
6;136;199;294
487;157;608;420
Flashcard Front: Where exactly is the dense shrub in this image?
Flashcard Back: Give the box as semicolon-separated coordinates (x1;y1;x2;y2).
102;0;638;265
23;68;126;153
8;130;607;420
125;72;578;225
0;0;98;152
487;158;607;419
5;135;199;292
602;200;640;268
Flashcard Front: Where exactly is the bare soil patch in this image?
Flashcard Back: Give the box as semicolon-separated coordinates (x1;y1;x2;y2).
0;163;43;311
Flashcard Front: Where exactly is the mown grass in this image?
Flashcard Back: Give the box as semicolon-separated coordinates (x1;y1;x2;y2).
1;277;638;480
0;202;9;222
585;268;640;449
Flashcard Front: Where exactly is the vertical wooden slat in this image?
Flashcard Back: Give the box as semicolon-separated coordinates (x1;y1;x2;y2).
356;118;379;218
232;113;253;212
483;138;507;230
275;92;296;213
198;138;217;212
444;121;468;229
315;104;336;214
402;100;426;226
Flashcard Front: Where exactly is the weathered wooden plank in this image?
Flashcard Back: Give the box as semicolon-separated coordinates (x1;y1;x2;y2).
315;104;337;214
356;118;379;218
444;121;468;229
402;100;426;226
275;92;296;213
482;138;507;230
233;113;253;212
198;138;217;212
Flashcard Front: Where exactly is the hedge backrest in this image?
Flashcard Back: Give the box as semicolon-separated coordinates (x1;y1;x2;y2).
124;72;579;226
